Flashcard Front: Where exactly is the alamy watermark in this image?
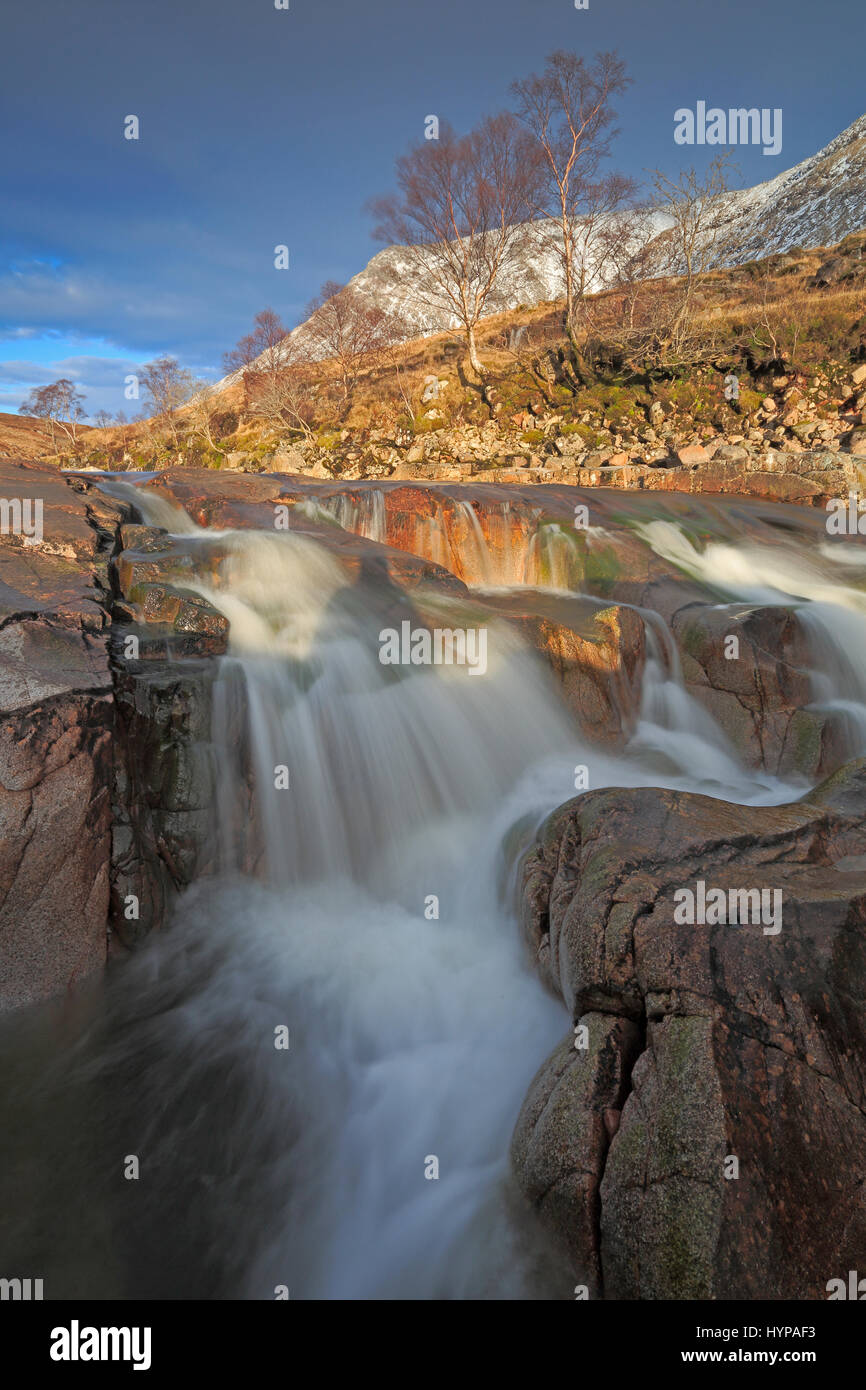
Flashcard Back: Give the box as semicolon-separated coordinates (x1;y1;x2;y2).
50;1321;151;1371
673;879;783;935
379;620;488;676
0;497;43;544
827;1270;866;1299
826;493;866;535
0;1276;43;1300
674;102;782;156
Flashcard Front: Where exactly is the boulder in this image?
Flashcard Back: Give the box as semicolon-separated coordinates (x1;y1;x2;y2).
485;595;647;745
672;604;845;777
676;444;710;467
514;761;866;1299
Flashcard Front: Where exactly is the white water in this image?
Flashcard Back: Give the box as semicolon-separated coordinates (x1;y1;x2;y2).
1;482;816;1300
299;489;607;593
109;490;796;1297
635;519;866;757
295;490;388;544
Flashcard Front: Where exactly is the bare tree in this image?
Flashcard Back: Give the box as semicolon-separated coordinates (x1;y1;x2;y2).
249;367;317;439
20;378;87;449
139;355;195;445
743;266;802;368
223;308;289;384
599;205;665;334
93;409;114;429
224;309;316;436
186;381;221;448
501;319;567;405
369;113;539;376
649;154;737;362
393;360;424;423
303;281;405;404
544;171;639;383
512;50;631;353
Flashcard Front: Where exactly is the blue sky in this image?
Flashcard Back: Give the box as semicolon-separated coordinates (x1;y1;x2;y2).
1;0;863;419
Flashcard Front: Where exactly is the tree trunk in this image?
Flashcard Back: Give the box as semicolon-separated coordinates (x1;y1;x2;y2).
565;318;594;388
466;322;485;377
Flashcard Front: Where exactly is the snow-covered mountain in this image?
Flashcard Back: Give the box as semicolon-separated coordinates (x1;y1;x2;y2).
225;113;866;381
709;113;866;263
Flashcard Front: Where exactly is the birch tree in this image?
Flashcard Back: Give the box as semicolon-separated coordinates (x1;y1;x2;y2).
511;49;631;355
369;114;538;376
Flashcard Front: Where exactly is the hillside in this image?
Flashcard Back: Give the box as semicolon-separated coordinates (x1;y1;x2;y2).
0;411;68;459
718;113;866;263
223;113;866;381
68;228;866;497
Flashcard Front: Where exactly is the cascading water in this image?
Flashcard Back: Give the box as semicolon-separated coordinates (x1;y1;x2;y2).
0;482;811;1300
635;518;866;759
426;499;498;584
523;521;585;591
301;489;600;593
627;612;762;792
295;489;387;544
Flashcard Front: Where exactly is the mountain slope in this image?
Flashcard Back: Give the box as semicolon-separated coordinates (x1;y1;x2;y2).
0;411;82;458
226;113;866;381
713;113;866;263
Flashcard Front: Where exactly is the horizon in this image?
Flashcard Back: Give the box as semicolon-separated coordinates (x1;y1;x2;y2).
1;0;863;419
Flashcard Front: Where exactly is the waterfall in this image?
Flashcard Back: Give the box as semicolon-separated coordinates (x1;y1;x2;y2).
628;612;756;791
0;480;806;1301
97;476;202;534
523;522;583;591
296;489;387;544
300;491;590;592
191;529;577;886
635;518;866;759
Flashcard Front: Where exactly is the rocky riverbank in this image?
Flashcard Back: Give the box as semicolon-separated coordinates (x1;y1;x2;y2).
157;359;866;502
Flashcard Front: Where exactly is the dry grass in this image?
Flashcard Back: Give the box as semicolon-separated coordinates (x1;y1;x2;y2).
46;230;866;469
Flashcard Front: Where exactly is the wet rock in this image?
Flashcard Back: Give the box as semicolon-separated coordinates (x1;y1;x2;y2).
109;652;217;950
671;603;845;777
511;1016;642;1296
489;597;646;744
514;761;866;1299
129;585;229;649
0;460;116;1009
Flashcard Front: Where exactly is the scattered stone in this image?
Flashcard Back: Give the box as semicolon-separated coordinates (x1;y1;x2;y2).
676;443;710;466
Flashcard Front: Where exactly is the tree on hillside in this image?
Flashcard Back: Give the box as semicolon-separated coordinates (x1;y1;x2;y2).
222;307;290;384
368;113;539;376
224;308;316;437
250;366;317;439
303;281;405;405
511;50;632;360
648;154;737;363
740;265;803;371
20;378;87;449
596;205;665;335
186;381;222;449
139;355;195;446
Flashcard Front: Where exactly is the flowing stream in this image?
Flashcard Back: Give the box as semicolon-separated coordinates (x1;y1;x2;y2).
634;518;866;752
3;482;865;1299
